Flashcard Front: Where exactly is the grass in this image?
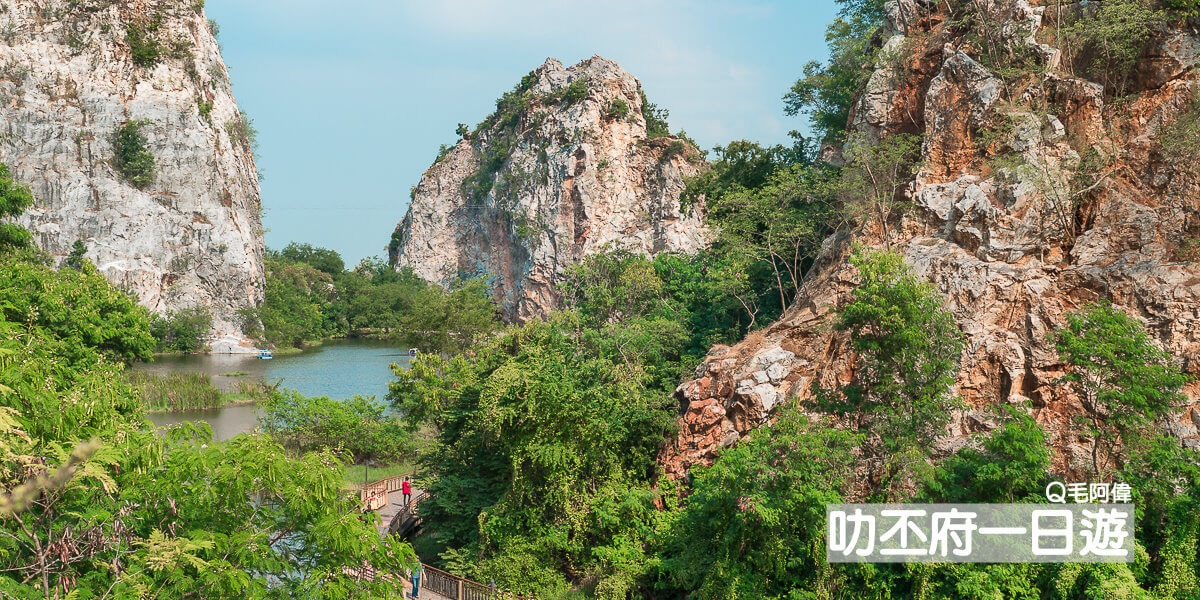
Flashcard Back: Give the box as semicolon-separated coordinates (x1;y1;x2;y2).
343;460;418;490
128;371;272;412
221;371;251;377
127;371;223;412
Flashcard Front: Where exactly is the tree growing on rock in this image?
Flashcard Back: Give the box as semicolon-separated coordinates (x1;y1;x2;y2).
814;248;963;499
1055;302;1190;480
0;163;34;252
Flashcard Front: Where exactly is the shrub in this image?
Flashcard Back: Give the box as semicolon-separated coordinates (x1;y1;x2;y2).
639;89;670;138
111;120;156;189
196;98;213;122
0;162;34;251
1177;238;1200;261
661;140;687;161
561;77;588;105
124;24;160;68
149;306;213;353
1164;0;1200;15
1060;0;1167;94
258;389;416;464
65;239;88;270
225;111;259;153
605;97;629;119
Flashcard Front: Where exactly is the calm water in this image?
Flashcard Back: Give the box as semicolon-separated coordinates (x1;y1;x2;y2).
141;339;412;440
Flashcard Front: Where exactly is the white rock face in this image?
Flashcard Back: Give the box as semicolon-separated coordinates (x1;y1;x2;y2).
0;0;264;352
391;56;709;321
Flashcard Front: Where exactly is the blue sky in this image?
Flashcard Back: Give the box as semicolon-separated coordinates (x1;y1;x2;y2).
205;0;840;264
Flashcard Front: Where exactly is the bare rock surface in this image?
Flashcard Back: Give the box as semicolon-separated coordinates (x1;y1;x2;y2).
391;56;708;321
0;0;264;352
662;0;1200;481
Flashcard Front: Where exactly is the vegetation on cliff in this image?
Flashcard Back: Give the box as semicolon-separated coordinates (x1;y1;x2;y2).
385;0;1200;597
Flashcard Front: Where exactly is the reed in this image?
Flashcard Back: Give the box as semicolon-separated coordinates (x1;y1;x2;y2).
127;371;223;412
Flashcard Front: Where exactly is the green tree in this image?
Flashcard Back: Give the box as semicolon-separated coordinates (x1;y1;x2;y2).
923;407;1050;503
0;250;416;598
112;119;156;189
280;242;345;275
65;239;88;269
387;314;675;596
1059;0;1167;94
639;89;671;138
707;164;832;313
150;306;213;354
784;0;886;143
0;250;155;363
406;277;499;355
817;249;962;498
0;163;34;251
656;407;860;599
1055;302;1190;479
259;389;416;465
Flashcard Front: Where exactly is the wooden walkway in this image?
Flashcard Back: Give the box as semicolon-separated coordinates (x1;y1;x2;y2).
358;473;533;600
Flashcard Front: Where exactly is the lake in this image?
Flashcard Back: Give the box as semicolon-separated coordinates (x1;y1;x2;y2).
142;338;413;440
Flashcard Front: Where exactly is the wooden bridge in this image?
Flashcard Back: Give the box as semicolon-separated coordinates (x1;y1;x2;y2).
357;472;535;600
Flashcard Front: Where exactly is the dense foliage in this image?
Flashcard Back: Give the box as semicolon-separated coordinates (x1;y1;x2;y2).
0;164;34;252
112;120;156;189
388;314;679;597
245;244;499;353
150;306;213;354
0;243;416;598
259;389;416;465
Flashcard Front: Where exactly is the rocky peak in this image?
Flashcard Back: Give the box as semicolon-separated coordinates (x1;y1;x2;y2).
390;55;708;321
662;0;1200;481
0;0;264;352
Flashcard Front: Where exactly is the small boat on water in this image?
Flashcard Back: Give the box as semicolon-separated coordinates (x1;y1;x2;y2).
258;351;274;360
408;348;419;357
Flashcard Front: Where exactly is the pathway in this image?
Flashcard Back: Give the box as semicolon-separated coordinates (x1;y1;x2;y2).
357;473;531;600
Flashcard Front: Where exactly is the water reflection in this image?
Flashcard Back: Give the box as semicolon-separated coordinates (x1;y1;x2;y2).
141;338;412;440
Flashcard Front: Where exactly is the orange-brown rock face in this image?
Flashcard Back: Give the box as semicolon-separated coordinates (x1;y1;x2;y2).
661;0;1200;482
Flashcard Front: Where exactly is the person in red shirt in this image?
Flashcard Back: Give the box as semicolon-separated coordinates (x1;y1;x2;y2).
402;478;412;505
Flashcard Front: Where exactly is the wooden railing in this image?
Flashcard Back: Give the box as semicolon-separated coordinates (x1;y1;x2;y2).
357;472;537;600
359;471;415;510
421;563;535;600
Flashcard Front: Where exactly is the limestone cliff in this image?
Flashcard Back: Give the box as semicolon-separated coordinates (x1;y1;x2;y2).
0;0;264;352
663;0;1200;481
391;57;708;321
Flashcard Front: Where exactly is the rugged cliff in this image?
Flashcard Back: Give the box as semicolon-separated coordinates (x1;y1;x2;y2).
663;0;1200;481
0;0;264;352
390;57;708;321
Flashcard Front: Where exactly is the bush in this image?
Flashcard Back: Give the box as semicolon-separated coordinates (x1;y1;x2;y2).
226;111;259;153
125;24;161;68
279;242;344;275
0;162;33;251
639;89;670;138
560;77;588;105
1164;0;1200;15
65;239;88;270
150;306;213;353
1060;0;1167;94
605;97;629;119
259;389;416;464
112;120;156;189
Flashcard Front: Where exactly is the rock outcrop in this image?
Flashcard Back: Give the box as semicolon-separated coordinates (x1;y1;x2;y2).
390;56;708;321
0;0;264;352
662;0;1200;481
